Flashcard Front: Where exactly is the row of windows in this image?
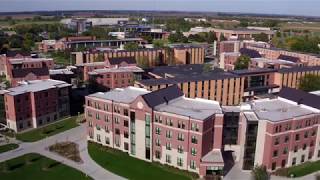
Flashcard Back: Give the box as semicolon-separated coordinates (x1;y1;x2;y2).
274;131;316;145
274;120;318;134
154;116;200;132
87;102;129;116
154;151;197;169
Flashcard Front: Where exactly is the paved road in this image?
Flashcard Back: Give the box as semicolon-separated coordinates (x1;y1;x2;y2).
0;124;124;180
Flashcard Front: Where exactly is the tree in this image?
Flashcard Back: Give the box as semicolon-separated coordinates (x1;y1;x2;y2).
235;55;251;70
251;165;269;180
123;42;139;51
152;39;166;49
206;31;217;44
253;33;269;42
219;34;226;41
168;31;188;43
299;74;320;92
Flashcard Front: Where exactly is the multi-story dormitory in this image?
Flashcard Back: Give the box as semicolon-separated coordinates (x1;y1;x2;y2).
85;85;320;177
135;64;320;105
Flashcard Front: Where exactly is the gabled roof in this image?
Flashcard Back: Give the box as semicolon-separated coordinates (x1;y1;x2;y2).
278;54;300;63
108;57;136;65
278;87;320;110
239;48;262;58
141;85;183;108
12;68;49;78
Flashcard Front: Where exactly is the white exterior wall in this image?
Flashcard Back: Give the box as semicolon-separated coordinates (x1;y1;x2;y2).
254;120;267;165
134;119;146;161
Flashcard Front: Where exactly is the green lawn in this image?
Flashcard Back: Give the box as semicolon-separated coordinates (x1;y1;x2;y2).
287;160;320;177
16;116;79;142
88;142;197;180
0;144;19;153
0;153;91;180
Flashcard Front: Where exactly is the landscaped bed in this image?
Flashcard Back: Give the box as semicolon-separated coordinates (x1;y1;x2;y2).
274;160;320;177
49;141;82;163
0;144;19;153
88;142;198;180
0;153;91;180
16;116;79;142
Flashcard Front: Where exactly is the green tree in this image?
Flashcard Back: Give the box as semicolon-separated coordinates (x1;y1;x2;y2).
168;31;188;43
123;42;139;51
152;39;166;49
206;31;217;44
299;74;320;92
235;55;251;70
253;33;269;42
251;165;269;180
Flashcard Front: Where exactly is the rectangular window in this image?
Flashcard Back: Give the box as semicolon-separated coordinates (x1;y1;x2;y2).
166;154;171;163
178;145;183;153
191;136;198;144
190;160;196;169
155;127;161;135
177;157;183;167
177;133;184;141
166;142;172;150
166;131;172;138
155;150;161;159
191;148;197;156
292;158;296;166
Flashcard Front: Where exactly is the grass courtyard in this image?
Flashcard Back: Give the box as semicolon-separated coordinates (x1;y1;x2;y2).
88;142;197;180
275;160;320;177
0;144;19;153
16;116;79;142
0;153;91;180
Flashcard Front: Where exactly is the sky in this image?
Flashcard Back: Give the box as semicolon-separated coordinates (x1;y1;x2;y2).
0;0;320;17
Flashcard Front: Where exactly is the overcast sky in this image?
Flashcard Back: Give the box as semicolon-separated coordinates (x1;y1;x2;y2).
1;0;320;17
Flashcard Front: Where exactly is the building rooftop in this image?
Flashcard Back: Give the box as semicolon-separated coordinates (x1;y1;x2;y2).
6;79;71;96
12;67;49;78
49;69;74;75
89;86;149;104
108;56;136;65
251;58;296;65
278;54;300;63
239;48;262;58
88;66;143;74
201;149;224;164
278;66;320;73
279;87;320;110
9;58;53;64
154;96;222;120
231;68;277;76
249;98;317;122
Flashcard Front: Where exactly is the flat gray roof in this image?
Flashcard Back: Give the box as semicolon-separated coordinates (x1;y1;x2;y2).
7;79;71;96
154;97;222;120
89;87;149;104
49;69;74;75
250;98;316;122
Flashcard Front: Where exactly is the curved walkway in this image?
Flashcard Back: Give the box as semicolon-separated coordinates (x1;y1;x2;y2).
0;124;124;180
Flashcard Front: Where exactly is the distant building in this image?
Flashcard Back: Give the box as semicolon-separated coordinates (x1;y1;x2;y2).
5;57;54;87
4;79;71;132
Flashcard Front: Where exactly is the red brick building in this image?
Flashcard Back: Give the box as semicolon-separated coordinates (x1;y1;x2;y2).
4;79;71;132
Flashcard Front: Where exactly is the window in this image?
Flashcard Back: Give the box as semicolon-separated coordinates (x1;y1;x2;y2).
124;109;129;116
283;147;288;155
105;126;109;133
310;141;314;147
96;125;101;130
166;155;171;163
292;158;296;166
155;151;161;159
284;136;289;143
177;133;184;141
294;146;298;152
308;152;313;159
115;128;120;135
273;150;278;157
105;116;109;122
166;131;172;138
191;123;199;132
177;157;183;167
191;136;198;144
274;137;280;145
155;139;161;146
272;162;276;170
104;104;109;111
97;134;101;142
124;120;129;127
155;127;161;135
312;130;316;136
105;137;110;144
178;121;185;129
96;113;100;120
178;145;183;153
166;119;173;126
124;131;129;138
166;142;172;150
303;144;307;150
114;117;120;124
281;160;286;168
88;121;93;127
190;160;196;169
304;131;308;138
124;142;129;150
295;134;300;141
191;148;197;156
301;155;305;163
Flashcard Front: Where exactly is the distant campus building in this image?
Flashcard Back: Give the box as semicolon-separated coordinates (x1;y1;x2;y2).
4;79;71;132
